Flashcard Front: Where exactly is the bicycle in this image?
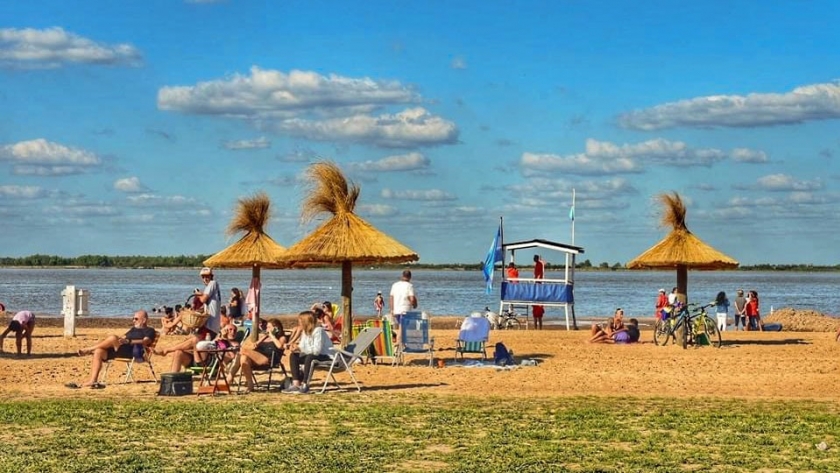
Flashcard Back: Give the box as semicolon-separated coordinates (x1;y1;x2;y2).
653;302;721;349
498;309;523;330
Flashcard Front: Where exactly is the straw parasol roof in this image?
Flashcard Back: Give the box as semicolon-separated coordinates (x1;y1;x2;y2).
204;191;287;341
278;161;418;343
627;192;738;302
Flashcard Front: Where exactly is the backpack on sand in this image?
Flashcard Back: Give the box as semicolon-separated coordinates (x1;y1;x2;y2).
494;342;514;366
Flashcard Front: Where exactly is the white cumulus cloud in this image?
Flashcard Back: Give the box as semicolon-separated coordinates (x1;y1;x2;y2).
381;188;457;201
0;27;141;69
521;138;758;175
0;185;45;199
114;177;144;193
158;67;458;148
0;139;102;175
274;108;458;148
347;152;430;172
755;174;823;192
222;137;271;150
618;81;840;130
730;148;769;163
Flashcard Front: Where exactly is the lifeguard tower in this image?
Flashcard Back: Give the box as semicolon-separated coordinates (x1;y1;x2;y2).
499;239;584;330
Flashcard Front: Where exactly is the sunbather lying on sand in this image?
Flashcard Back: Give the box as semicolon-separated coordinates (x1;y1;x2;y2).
589;308;625;343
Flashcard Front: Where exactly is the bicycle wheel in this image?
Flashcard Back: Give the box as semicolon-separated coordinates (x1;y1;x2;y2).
653;319;671;346
702;316;722;348
504;317;522;330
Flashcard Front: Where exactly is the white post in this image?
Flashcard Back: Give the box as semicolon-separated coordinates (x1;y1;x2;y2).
62;285;77;338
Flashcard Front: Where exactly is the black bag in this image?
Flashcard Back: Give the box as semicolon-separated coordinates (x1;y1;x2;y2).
158;372;193;396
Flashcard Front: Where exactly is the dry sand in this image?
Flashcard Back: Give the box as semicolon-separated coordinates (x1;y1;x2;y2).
1;309;839;402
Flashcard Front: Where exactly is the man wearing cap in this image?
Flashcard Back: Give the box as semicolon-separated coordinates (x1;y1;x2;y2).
655;288;668;319
155;268;222;372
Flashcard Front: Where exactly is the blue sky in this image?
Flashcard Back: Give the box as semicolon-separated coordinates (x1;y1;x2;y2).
1;1;838;265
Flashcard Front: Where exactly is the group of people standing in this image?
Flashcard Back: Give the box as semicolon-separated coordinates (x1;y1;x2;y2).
655;287;763;331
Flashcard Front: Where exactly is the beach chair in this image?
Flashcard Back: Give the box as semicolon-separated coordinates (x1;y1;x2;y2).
237;349;288;393
306;326;382;394
100;331;160;384
455;315;490;361
364;318;400;365
400;311;434;367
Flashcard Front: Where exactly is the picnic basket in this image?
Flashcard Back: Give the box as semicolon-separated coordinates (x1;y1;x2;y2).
179;308;209;330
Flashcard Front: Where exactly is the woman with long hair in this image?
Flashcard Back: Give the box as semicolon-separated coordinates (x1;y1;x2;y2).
714;291;729;331
283;310;333;394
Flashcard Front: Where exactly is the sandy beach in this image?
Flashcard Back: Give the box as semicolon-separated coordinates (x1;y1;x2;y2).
0;309;838;402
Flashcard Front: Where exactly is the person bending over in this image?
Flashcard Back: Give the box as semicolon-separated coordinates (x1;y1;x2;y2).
70;310;156;388
283;311;334;394
0;310;36;355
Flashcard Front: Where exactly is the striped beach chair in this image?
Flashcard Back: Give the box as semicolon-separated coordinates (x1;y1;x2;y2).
455;315;490;361
364;318;400;365
400;311;434;367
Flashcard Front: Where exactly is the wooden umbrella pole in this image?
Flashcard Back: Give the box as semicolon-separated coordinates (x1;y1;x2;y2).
676;264;688;306
250;264;261;343
341;261;352;347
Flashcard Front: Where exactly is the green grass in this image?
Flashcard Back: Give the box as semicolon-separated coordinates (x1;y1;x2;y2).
0;395;838;472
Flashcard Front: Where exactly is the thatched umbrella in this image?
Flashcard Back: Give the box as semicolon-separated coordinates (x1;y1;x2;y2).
203;191;287;342
627;192;738;303
277;161;419;343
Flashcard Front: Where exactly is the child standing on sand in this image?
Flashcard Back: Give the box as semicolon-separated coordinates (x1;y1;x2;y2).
715;291;729;331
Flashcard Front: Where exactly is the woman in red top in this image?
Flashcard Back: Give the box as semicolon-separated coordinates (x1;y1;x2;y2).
745;290;761;331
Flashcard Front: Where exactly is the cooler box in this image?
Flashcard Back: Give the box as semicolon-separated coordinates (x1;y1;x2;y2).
158;372;193;396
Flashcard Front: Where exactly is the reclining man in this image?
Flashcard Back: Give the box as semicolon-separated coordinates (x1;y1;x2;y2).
69;310;156;389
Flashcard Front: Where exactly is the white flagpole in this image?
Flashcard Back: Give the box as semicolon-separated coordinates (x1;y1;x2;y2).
571;188;576;245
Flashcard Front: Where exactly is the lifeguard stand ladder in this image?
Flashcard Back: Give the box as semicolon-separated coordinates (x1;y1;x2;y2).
499;239;584;330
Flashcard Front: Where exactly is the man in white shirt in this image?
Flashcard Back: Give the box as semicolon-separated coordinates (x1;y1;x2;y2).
389;269;417;330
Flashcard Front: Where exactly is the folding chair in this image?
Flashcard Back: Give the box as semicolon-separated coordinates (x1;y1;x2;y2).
364;319;399;365
307;326;382;394
237;349;288;393
100;331;160;384
400;312;434;367
455;315;490;361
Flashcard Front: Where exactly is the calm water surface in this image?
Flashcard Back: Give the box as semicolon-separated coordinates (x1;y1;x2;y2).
0;268;837;319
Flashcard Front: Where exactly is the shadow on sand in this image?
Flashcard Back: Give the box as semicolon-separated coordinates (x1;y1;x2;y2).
724;338;810;346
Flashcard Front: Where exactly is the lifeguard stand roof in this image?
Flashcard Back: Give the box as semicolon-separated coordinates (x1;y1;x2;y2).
503;238;584;255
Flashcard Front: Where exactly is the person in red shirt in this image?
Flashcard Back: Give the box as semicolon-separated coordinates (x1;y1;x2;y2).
655;288;668;319
745;290;762;331
533;255;545;280
506;262;519;282
532;305;545;330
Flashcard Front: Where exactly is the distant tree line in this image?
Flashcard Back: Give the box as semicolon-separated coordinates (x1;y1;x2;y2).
0;254;837;271
0;254;210;268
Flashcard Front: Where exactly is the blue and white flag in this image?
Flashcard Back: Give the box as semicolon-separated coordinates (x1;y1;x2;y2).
482;224;503;294
569;204;575;221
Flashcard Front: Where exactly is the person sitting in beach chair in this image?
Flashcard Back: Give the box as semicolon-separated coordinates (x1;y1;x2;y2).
228;318;287;393
160;306;188;335
589;308;626;343
67;310;156;389
456;312;491;361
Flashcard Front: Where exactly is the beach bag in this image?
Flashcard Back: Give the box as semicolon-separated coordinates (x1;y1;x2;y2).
158;372;193;396
494;342;514;366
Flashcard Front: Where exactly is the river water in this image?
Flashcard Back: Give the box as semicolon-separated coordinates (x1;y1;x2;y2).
0;268;836;319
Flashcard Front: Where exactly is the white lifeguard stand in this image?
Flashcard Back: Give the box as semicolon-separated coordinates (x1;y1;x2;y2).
499;239;584;330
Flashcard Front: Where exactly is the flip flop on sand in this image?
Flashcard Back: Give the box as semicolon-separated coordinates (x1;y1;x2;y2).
65;382;81;389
